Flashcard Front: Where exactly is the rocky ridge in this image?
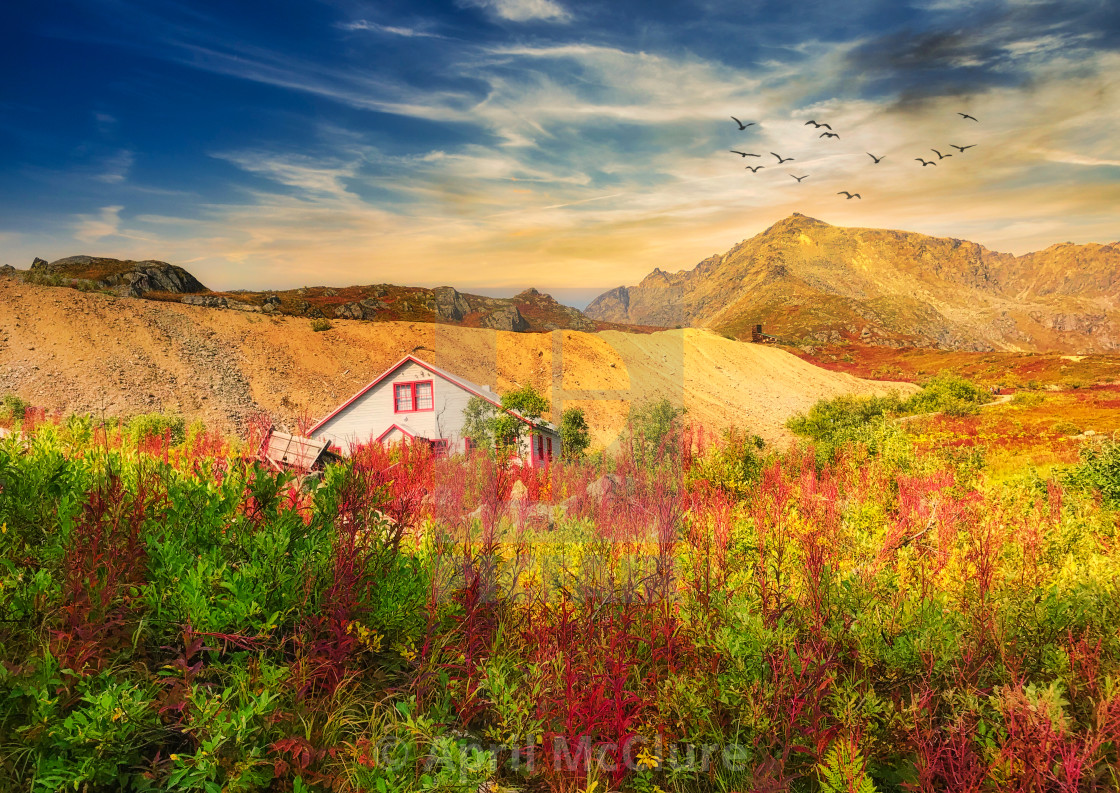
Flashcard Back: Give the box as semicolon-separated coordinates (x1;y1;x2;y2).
585;214;1120;352
5;257;611;334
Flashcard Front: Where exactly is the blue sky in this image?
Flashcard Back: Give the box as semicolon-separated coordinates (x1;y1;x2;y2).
1;0;1118;306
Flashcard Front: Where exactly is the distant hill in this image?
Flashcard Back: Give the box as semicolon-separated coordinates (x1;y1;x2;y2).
584;214;1120;352
15;255;207;296
8;257;634;335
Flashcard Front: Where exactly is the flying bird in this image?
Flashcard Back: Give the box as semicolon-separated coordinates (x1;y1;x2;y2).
805;120;832;130
791;174;809;182
837;191;861;199
915;158;936;166
867;152;884;163
730;150;761;157
958;113;979;122
931;149;953;160
771;152;794;163
951;144;976;152
820;132;840;139
731;116;756;130
746;165;765;172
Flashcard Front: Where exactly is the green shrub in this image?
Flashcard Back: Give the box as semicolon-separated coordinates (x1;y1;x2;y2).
902;372;987;415
1052;420;1081;436
310;318;333;332
125;413;186;445
690;427;766;494
1066;437;1120;505
787;393;904;443
625;398;688;463
1012;392;1045;407
1;394;30;421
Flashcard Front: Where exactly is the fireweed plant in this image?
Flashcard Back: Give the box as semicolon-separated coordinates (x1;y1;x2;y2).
0;397;1118;792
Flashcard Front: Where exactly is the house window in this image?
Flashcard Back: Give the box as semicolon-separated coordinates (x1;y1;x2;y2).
415;381;433;410
465;438;476;455
430;439;449;458
546;436;553;460
393;380;434;413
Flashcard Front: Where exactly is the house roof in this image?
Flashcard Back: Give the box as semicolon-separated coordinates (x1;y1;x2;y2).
261;430;336;469
309;354;557;435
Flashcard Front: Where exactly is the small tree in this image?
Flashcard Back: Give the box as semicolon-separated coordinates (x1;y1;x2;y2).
462;384;550;456
559;407;591;459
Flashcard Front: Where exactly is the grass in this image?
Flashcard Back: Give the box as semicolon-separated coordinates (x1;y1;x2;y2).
789;343;1120;390
1;392;1119;792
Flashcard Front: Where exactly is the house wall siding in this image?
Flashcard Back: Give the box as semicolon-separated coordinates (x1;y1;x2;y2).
314;361;480;453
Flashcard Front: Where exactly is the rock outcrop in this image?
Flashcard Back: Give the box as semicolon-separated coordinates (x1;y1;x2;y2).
483;306;529;332
32;255;207;297
430;286;471;321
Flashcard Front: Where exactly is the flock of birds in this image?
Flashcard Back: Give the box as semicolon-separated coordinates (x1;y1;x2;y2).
726;112;980;200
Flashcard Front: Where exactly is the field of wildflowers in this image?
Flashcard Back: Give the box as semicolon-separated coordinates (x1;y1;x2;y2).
1;388;1119;792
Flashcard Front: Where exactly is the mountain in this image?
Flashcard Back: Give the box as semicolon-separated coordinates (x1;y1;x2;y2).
7;258;618;335
584;214;1120;352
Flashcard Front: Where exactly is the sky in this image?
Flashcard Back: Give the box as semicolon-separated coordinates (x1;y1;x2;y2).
1;0;1118;308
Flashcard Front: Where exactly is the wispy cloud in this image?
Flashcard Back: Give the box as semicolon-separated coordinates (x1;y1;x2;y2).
1034;149;1120;168
338;20;445;38
96;149;134;184
74;205;124;242
460;0;571;23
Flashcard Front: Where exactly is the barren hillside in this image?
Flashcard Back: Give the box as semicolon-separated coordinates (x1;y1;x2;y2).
0;278;913;446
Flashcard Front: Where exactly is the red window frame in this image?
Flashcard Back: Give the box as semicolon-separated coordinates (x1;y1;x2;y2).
393;380;434;413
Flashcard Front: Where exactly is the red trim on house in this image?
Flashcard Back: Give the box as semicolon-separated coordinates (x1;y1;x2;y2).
309;354;552;435
375;423;416;443
393;379;434;413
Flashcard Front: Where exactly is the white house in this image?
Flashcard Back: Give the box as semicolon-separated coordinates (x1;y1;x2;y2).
309;354;561;466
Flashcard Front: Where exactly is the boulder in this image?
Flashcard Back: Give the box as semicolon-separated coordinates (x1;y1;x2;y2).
334;302;363;319
510;479;529;502
31;257;49;270
181;295;229;308
334;299;387;320
358;297;388;316
0;264;15;275
483;306;529;332
586;474;623;500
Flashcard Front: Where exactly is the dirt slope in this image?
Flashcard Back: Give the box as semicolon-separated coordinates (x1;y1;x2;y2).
0;278;913;447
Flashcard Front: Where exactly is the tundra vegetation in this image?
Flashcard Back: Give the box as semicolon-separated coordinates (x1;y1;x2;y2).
0;380;1119;793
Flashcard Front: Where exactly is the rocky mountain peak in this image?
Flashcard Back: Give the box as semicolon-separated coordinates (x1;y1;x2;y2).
584;217;1120;352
